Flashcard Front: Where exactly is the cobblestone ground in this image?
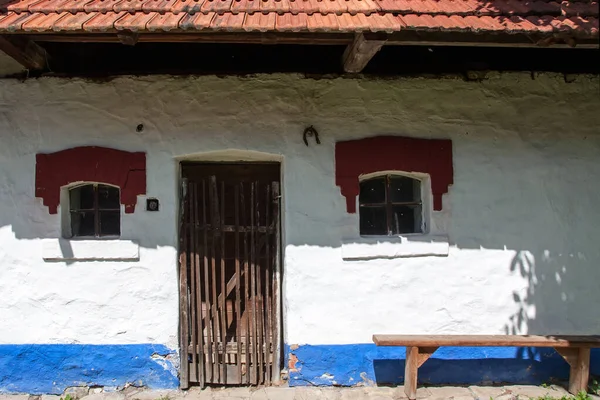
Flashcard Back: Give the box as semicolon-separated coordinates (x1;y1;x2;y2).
2;384;599;400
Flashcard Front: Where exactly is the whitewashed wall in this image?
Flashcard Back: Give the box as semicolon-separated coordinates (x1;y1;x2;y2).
0;73;599;389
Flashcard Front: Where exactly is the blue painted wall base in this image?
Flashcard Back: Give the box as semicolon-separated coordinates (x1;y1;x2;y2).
0;344;179;394
286;344;600;387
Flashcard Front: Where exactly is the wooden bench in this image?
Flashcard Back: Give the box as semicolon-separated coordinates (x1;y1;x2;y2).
373;335;600;400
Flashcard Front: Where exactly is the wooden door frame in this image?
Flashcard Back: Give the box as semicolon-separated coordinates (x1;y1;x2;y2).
177;161;284;388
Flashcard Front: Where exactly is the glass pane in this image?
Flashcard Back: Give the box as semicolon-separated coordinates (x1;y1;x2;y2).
391;205;422;234
359;177;386;204
100;211;120;236
71;211;95;237
98;185;120;209
70;185;94;210
360;206;387;236
390;176;421;203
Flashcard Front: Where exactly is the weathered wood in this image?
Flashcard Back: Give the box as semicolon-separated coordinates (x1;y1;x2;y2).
219;181;227;383
241;183;250;385
234;184;243;383
405;346;419;400
373;335;600;348
264;183;272;384
24;30;600;49
202;180;214;382
250;182;258;384
189;183;198;384
271;182;281;384
184;224;275;233
256;183;264;385
417;347;438;368
178;178;190;389
181;165;281;387
342;33;385;73
0;35;48;70
556;347;591;395
117;31;138;46
209;176;220;382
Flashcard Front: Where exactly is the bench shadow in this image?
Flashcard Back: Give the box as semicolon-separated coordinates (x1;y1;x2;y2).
373;348;575;387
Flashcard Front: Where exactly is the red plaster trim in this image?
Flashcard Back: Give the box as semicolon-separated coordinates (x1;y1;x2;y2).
35;146;146;214
335;136;453;213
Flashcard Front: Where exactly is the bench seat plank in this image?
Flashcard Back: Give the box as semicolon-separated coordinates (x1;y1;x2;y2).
373;334;600;348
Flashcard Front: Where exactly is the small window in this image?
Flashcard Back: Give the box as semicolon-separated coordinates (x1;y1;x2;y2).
69;183;120;238
359;175;423;236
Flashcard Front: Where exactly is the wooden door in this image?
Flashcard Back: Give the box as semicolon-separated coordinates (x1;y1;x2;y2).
178;163;281;388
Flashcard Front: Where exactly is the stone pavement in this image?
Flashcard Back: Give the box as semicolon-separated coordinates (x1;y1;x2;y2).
3;384;600;400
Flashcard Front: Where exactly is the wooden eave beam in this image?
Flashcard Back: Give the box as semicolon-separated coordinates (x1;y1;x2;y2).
0;35;48;70
342;33;386;73
13;30;600;49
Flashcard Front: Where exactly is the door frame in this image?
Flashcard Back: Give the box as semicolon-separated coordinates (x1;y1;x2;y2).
177;161;284;388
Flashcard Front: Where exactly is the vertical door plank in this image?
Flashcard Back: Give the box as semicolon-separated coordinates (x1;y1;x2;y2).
250;182;258;385
209;176;220;383
189;183;198;383
178;178;190;389
264;183;272;384
202;180;214;383
271;182;281;384
234;184;243;383
241;183;250;385
256;182;264;385
219;181;227;384
194;183;206;387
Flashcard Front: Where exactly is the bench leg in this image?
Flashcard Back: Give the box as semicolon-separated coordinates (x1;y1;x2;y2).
405;346;419;400
555;347;591;395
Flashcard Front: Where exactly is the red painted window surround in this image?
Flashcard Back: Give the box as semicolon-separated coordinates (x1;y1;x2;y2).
35;146;146;214
335;136;453;213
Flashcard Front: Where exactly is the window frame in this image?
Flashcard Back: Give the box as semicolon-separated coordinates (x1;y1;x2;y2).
66;182;121;239
358;172;427;237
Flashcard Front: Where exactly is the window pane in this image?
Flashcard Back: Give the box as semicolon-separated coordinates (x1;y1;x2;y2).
100;211;120;236
360;206;387;235
98;185;120;209
391;205;422;234
70;185;94;210
359;177;386;204
390;176;421;203
71;211;95;237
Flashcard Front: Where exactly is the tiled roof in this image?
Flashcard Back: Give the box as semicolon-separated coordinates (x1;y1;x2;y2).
0;0;597;37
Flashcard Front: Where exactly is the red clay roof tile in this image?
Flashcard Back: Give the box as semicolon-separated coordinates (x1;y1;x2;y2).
211;11;244;29
202;0;234;13
275;11;306;30
6;0;44;12
243;11;274;30
0;0;597;37
178;10;214;28
82;11;126;30
114;10;157;29
51;10;95;29
83;0;123;12
146;11;183;29
170;0;204;14
22;10;66;30
260;0;291;14
0;11;39;30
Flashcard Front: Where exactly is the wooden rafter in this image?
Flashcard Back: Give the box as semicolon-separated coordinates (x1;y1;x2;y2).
0;35;48;70
342;33;386;73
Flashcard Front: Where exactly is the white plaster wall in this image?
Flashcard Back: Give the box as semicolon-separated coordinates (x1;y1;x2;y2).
0;73;599;347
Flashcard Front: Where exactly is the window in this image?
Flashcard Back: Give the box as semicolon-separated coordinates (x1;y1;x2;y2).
69;183;120;238
359;175;423;236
